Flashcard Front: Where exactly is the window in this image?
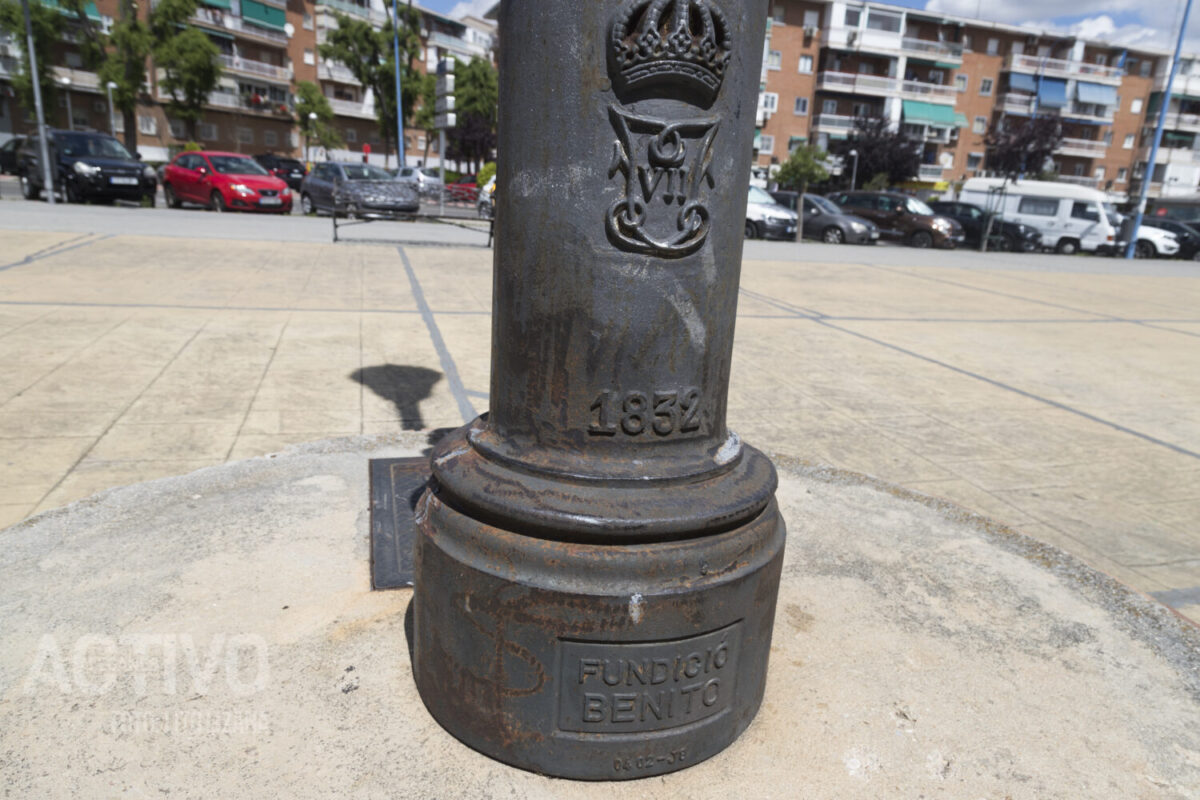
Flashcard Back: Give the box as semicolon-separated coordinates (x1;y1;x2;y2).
803;10;819;27
345;128;357;142
794;97;809;115
1140;60;1152;77
1131;97;1144;113
798;55;813;73
1103;130;1113;145
168;118;185;139
972;116;987;134
113;114;124;133
263;130;277;147
768;50;782;70
303;48;314;66
1117;167;1128;182
302;11;312;29
65;52;82;68
929;69;944;85
138;115;157;135
759;134;775;154
1070;201;1099;221
1072;164;1084;176
1018;197;1059;216
858;63;875;75
762;92;778;113
199;123;217;141
92;100;106;113
772;4;784;23
1095;53;1108;66
979;77;993;96
1125;57;1139;75
962;34;972;52
967;152;982;170
1011;42;1023;56
955;75;968;92
1123;134;1135;149
237;126;253;144
852;102;872;116
844;8;861;27
866;10;902;32
1094;166;1106;180
822;99;838;114
72;111;89;129
987;38;999;55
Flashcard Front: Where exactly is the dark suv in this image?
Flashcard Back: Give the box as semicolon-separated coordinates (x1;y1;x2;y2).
253;153;307;191
1141;217;1200;261
828;191;964;248
927;201;1042;252
17;129;156;205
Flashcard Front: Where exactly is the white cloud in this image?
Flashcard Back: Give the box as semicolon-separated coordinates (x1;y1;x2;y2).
923;0;1141;26
448;0;493;19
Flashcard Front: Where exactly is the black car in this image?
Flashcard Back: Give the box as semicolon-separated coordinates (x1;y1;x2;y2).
1141;217;1200;261
300;161;419;218
800;193;879;244
927;201;1041;252
17;129;156;205
253;153;307;191
0;135;24;174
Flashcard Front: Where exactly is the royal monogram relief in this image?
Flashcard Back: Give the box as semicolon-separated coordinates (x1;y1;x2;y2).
606;108;719;257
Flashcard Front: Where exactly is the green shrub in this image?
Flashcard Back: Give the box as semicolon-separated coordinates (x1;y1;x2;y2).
183;141;202;152
477;161;496;187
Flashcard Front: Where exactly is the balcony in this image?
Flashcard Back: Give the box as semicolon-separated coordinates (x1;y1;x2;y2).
900;37;962;63
917;164;945;181
1156;72;1200;97
53;66;102;93
316;0;388;25
995;94;1114;122
427;29;489;59
218;54;291;83
1140;146;1200;165
900;79;957;104
1163;112;1200;132
1056;137;1107;158
0;54;18;80
1004;54;1122;85
328;97;375;119
192;7;289;46
1065;102;1114;123
815;71;897;97
997;93;1037;115
319;62;360;84
811;114;857;134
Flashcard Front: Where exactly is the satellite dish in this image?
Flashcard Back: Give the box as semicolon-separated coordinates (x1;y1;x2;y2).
939;151;954;168
284;22;295;37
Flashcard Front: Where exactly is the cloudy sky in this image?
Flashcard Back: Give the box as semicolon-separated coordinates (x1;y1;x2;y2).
421;0;1199;54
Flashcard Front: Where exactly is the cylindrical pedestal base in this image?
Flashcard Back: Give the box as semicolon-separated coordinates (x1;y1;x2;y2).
411;489;786;780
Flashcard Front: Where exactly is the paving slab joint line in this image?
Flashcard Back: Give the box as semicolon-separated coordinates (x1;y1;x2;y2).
0;234;112;272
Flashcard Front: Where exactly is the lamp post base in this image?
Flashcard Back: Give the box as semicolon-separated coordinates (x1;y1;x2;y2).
411;486;786;780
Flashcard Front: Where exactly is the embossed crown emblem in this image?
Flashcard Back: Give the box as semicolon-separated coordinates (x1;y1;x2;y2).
610;0;732;104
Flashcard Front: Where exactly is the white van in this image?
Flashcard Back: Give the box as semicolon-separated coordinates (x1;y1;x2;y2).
959;178;1116;255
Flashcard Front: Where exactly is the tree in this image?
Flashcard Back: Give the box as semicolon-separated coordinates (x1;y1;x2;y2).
319;8;422;164
0;0;61;122
156;27;222;141
295;80;344;159
983;114;1062;181
773;144;828;244
827;115;921;188
93;0;155;153
448;56;497;173
412;71;437;165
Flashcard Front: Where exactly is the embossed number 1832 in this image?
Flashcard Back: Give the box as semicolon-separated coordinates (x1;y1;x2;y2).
589;388;702;437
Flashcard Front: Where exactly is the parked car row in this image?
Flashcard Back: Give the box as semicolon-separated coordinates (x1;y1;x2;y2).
15;129;157;205
747;177;1195;259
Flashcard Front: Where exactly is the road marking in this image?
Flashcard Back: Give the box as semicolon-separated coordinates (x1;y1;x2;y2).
397;246;477;424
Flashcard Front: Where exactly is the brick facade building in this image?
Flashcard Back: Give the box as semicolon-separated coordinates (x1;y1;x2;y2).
755;0;1190;200
0;0;495;167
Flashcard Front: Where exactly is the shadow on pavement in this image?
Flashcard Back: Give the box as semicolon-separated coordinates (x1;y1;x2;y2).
350;364;442;431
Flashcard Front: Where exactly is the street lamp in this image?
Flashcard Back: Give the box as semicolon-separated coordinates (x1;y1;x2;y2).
848;148;859;190
59;75;73;131
105;80;117;137
306;111;317;164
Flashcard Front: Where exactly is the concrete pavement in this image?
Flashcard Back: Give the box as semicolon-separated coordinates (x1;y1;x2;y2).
0;205;1198;623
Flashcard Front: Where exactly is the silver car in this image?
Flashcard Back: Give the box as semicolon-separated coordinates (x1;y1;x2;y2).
395;166;444;199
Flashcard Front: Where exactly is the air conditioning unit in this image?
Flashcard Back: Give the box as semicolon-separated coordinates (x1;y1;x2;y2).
803;25;817;36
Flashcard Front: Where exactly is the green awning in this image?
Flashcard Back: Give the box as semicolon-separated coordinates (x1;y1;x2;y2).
36;0;101;21
240;0;286;30
202;0;231;8
954;112;967;127
902;99;957;127
907;57;960;69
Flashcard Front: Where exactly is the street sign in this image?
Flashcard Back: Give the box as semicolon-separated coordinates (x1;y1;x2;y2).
434;112;456;129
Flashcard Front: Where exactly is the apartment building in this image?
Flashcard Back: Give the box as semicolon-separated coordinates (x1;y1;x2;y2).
0;0;495;165
756;0;1187;199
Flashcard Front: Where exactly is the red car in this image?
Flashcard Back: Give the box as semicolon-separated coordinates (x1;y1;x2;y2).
162;150;292;213
445;173;477;202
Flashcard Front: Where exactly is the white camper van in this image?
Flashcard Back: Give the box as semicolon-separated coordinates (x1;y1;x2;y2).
959;178;1116;255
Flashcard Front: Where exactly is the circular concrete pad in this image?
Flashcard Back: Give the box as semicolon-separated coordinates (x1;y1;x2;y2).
1;435;1198;797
